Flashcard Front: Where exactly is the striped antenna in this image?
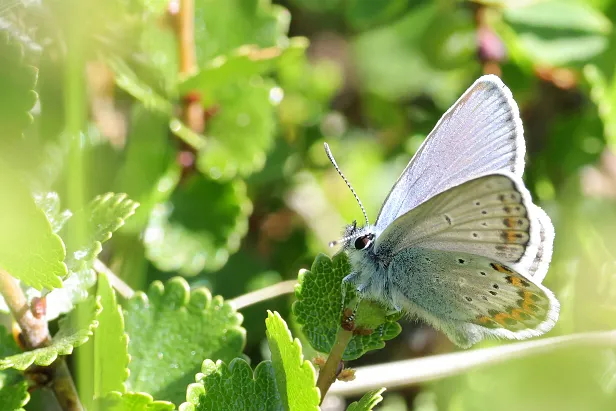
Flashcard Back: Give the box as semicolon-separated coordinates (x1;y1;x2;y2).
324;142;369;246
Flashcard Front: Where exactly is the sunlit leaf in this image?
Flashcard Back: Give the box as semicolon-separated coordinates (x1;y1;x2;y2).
346;388;385;411
0;296;101;370
292;253;401;361
93;392;174;411
124;277;245;405
0;165;66;290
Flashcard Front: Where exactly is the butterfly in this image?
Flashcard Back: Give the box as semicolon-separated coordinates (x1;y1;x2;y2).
326;75;559;348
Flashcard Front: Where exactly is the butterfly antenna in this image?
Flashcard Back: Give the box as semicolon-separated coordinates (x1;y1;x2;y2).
324;143;370;245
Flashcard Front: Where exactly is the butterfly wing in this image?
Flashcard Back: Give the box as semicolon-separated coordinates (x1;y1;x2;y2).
375;75;525;233
387;247;559;348
374;173;552;278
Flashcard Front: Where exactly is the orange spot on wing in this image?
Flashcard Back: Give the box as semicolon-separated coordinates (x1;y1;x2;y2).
490;262;514;274
493;312;512;325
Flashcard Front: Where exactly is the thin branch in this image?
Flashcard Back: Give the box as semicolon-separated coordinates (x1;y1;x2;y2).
316;328;353;403
228;280;297;310
177;0;203;133
0;270;84;410
93;259;135;299
0;269;49;348
329;330;616;397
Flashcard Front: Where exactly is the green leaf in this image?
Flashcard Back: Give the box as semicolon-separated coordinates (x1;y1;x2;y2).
107;56;174;115
93;392;174;411
94;273;129;397
114;106;178;234
0;31;37;151
32;193;139;321
197;81;276;180
144;175;251;274
0;326;29;411
124;277;245;405
179;359;281;411
265;311;320;410
503;0;611;65
34;192;72;234
346;388;385;411
181;311;319;410
345;0;408;30
178;40;308;102
585;64;616;149
194;0;290;65
293;253;401;361
0;296;101;370
0;165;66;290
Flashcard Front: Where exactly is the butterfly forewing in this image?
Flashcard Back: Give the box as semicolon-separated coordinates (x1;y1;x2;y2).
375;75;525;232
388;248;559;347
374;173;537;266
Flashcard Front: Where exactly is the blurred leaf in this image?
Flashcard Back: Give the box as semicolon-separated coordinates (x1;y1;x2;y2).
0;165;66;290
107;56;174;114
34;192;72;234
179;39;308;105
179;359;280;411
197;81;276;180
168;118;207;150
93;273;129;397
93;392;174;411
180;312;318;411
0;296;101;370
419;7;476;71
504;0;611;65
144;175;251;274
292;253;401;361
114;106;178;234
194;0;290;65
346;388;385;411
140;17;179;95
288;0;343;12
0;326;29;411
124;277;245;405
0;31;37;159
352;3;475;102
585;64;616;149
345;0;408;30
265;311;320;410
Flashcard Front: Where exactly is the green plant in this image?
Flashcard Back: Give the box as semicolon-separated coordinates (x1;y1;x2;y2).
1;0;616;410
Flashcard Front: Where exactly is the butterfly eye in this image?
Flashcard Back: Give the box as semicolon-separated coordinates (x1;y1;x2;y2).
354;234;374;250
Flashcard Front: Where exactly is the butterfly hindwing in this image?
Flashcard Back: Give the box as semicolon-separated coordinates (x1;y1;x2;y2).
375;75;525;232
374;173;543;269
386;247;559;347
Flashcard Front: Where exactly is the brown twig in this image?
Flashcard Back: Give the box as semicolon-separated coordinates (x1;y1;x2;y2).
229;280;297;310
93;259;135;299
0;270;83;410
315;327;353;403
0;269;49;349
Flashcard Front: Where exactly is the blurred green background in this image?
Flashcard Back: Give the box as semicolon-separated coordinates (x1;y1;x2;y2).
2;0;616;410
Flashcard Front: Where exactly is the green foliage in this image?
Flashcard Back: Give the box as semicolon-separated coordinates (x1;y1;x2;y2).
0;296;101;370
0;326;29;410
94;273;129;397
293;253;401;361
180;311;318;411
503;0;612;65
2;0;616;409
93;392;174;411
123;277;245;405
265;311;320;410
346;388;386;411
144;176;251;274
0;166;66;290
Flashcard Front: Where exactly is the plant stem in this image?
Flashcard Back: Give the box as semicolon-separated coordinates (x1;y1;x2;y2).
316;327;353;403
329;329;616;397
177;0;203;132
0;270;49;348
0;270;84;410
93;259;135;299
229;280;297;310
